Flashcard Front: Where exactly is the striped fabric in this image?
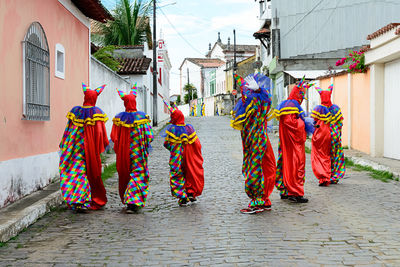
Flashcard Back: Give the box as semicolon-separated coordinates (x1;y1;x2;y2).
164;141;188;201
330;116;346;183
59;122;91;209
275;141;288;197
124;123;154;206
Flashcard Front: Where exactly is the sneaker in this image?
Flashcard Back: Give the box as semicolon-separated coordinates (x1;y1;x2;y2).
240;207;257;214
253;206;266;213
288;196;309;203
179;198;190;207
319;181;329;187
280;195;288;199
188;194;197;202
260;205;272;211
75;205;88;214
126;204;140;214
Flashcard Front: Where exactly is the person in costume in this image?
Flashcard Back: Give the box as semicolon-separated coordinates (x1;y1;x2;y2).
311;84;345;186
231;73;276;214
162;101;204;207
274;78;314;203
59;83;109;211
111;85;154;213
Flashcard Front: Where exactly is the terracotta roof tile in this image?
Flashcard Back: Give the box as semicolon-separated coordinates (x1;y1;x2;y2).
118;57;152;75
72;0;113;23
366;23;400;40
359;45;370;53
187;58;225;68
253;28;270;38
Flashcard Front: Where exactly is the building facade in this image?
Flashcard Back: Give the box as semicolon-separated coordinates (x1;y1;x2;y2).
0;0;111;208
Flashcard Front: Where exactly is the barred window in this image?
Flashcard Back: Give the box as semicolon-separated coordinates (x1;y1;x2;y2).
22;22;50;121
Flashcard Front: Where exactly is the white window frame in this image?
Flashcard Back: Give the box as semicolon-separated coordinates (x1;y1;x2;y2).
55;43;65;79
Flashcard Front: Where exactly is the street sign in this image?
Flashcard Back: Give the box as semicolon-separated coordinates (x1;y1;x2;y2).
232;89;237;96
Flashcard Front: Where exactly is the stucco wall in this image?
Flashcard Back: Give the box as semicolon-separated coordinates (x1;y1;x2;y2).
91;57;129;139
0;0;90;207
204;96;215;116
319;70;370;154
177;104;190;117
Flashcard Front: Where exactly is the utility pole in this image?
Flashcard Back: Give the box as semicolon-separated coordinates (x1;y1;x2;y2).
152;0;158;126
233;29;238;97
187;68;192;101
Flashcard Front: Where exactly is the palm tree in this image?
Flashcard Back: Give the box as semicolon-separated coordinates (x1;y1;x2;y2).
92;0;153;47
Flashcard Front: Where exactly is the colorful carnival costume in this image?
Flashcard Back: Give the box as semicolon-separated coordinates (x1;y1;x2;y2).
162;101;204;206
111;86;154;213
274;79;314;203
59;84;109;211
231;73;276;214
311;85;345;186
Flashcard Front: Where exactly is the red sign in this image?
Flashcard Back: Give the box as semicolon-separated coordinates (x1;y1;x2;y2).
232;89;237;96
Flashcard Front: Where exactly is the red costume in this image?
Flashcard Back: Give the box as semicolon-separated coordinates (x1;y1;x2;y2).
275;80;313;203
111;87;153;213
311;85;345;186
59;84;109;211
162;102;204;206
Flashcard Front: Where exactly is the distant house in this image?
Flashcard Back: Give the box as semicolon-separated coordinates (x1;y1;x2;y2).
0;0;111;208
179;58;224;100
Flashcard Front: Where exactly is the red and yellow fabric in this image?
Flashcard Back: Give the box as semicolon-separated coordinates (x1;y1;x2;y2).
111;87;154;207
274;83;312;198
231;73;275;208
163;109;204;202
59;84;109;210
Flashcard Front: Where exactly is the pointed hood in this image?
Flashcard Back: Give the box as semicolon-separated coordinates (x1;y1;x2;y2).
117;83;138;112
316;84;333;107
82;83;105;106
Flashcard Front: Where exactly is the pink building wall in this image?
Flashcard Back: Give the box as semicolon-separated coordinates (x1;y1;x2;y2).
0;0;89;161
319;70;370;154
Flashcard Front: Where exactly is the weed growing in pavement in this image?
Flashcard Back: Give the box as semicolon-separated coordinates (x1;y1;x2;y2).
0;242;6;247
345;157;395;182
102;163;117;181
305;146;311;154
100;153;107;164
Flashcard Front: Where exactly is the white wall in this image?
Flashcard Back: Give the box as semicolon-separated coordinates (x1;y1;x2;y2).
204;96;215;116
178;104;190;117
216;65;226;95
91;57;130;139
180;60;202;99
0;152;59;208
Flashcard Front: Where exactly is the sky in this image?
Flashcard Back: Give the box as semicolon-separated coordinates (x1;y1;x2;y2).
100;0;260;95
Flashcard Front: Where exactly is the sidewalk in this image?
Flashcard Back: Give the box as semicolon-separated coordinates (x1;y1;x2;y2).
305;140;400;179
0;119;168;243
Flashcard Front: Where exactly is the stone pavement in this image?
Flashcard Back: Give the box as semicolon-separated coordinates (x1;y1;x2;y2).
1;116;400;266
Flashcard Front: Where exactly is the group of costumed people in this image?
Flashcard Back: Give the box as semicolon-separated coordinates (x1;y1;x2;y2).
59;83;204;213
231;73;346;214
59;72;345;215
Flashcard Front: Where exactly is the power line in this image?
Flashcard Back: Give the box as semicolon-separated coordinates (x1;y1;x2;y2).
298;0;342;55
158;8;205;57
281;0;325;39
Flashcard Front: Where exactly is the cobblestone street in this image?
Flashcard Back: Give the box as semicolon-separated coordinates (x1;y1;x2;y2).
1;116;400;266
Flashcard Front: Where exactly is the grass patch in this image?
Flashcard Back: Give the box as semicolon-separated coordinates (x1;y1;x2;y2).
100;153;107;164
102;162;117;181
0;242;6;247
343;145;349;149
305;146;311;154
345;157;395;182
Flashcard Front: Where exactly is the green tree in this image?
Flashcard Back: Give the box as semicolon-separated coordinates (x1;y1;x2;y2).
93;45;121;71
92;0;153;47
183;83;197;104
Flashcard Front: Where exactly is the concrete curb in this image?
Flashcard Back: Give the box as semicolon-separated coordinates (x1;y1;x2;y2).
0;190;63;243
0;117;167;244
305;140;400;179
0;157;116;243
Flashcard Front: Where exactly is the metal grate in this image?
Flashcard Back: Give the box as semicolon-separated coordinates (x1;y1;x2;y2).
23;22;50;121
